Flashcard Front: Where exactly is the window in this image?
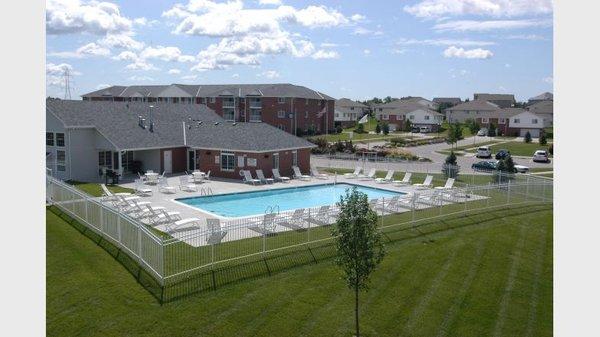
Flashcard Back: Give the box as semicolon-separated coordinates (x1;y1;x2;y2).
499;118;506;124
278;125;285;131
201;97;206;104
305;99;309;105
481;117;489;123
222;97;235;107
382;114;389;120
409;115;415;120
249;97;261;108
424;115;430;120
56;150;66;172
220;152;235;171
379;108;383;112
350;107;354;110
121;151;134;172
209;97;215;103
305;111;308;119
292;150;298;167
46;132;54;146
278;97;285;104
532;119;538;124
278;110;286;118
223;108;235;121
514;118;520;124
98;151;112;168
56;133;65;147
250;109;261;122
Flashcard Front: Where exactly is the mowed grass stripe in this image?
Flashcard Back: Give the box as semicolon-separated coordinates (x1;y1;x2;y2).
525;226;548;337
435;239;488;337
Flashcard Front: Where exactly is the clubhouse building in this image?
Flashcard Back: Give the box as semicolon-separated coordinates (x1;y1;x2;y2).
46;99;315;182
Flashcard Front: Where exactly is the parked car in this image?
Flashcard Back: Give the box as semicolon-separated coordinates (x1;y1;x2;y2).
471;160;498;172
411;126;420;133
476;146;492;158
514;164;530;173
495;149;511;160
419;126;431;133
477;128;488;136
532;150;550;163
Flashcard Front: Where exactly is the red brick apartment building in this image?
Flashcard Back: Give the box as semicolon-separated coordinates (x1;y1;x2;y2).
82;83;335;135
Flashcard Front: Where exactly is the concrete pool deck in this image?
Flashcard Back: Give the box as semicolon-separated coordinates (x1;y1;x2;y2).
114;173;485;247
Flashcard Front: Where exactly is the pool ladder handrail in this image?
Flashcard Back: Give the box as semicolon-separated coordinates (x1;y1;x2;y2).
200;187;213;196
265;205;280;216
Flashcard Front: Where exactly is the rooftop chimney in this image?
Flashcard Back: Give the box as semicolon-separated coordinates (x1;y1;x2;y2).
138;116;146;129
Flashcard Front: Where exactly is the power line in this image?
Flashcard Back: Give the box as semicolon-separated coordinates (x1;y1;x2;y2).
63;68;72;99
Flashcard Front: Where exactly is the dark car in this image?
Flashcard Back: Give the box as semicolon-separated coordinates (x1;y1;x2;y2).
411;126;420;133
495;149;511;160
471;160;498;172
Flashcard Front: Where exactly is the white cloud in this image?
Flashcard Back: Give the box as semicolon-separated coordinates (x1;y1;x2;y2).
49;42;111;58
96;84;111;90
140;46;195;62
46;0;133;35
443;46;493;59
396;37;495;47
505;63;511;68
258;0;282;6
311;50;339;59
231;73;240;78
113;50;138;61
99;34;145;50
434;19;551;32
125;60;159;71
258;70;280;79
504;34;548;41
542;76;553;84
351;14;366;22
168;68;182;75
128;75;154;81
46;62;80;87
391;48;407;55
181;74;198;80
363;49;371;55
448;68;469;78
404;0;553;18
353;27;383;36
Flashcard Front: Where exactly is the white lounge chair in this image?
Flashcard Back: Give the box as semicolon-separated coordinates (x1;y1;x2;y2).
256;169;275;184
158;177;176;194
272;168;290;183
160;210;202;234
393;172;412;186
206;219;227;244
179;175;197;192
100;183;132;202
134;179;153;196
205;170;211;181
145;205;181;225
305;206;333;226
358;168;377;180
116;195;151;216
435;178;455;190
343;167;361;179
375;170;394;184
248;213;278;235
310;166;329;179
242;170;261;185
413;175;434;189
293;166;311;180
278;209;306;230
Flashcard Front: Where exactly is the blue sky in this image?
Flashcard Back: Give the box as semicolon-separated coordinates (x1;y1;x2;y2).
46;0;553;101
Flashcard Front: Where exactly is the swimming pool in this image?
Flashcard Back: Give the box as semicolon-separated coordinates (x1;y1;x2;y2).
176;183;404;218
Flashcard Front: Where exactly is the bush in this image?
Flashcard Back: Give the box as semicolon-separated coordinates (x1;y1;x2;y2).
465;118;480;135
307;125;316;136
404;119;412;132
354;123;365;134
539;132;547;145
335;125;343;134
375;123;381;134
524;131;532;143
382;122;390;135
549;143;553;155
488;123;497;137
390;137;406;146
442;151;460;178
296;128;305;137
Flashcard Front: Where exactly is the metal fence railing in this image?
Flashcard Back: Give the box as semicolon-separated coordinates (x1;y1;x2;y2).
46;170;552;302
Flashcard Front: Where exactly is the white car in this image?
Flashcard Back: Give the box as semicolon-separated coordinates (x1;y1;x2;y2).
476;146;492;158
514;164;530;173
477;128;488;136
532;150;550;163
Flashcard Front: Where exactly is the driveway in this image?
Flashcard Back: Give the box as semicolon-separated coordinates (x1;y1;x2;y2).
314;136;553;173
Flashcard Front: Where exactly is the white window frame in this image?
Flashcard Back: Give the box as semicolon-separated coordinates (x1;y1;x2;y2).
409;115;415;120
514;118;520;124
278;110;286;118
250;109;262;122
223;108;235;121
382;114;389;120
56;150;66;172
56;133;65;147
46;132;54;146
424;115;430;121
292;150;298;167
209;97;215;103
532;118;538;124
220;152;235;172
499;118;506;124
481;117;489;123
278;97;285;104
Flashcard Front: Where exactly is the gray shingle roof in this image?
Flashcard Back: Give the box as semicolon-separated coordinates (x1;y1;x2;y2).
446;99;501;111
433;97;462;104
527;100;553;114
47;99;315;152
473;93;516;102
82;83;334;100
529;92;553;101
335;98;367;108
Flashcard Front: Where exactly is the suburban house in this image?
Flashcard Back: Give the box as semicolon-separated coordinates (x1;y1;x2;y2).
432;97;462;107
81;83;335;135
527;100;553;127
473;93;516;108
374;101;443;132
334;98;368;127
528;92;553;104
473;108;525;136
506;110;546;137
46;99;315;182
445;99;502;123
399;96;438;110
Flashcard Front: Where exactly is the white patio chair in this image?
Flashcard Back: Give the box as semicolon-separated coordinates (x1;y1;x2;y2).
434;178;455;190
206;219;227;244
272;168;290;182
145;204;181;225
160;210;202;234
305;206;333;226
310;166;329;179
293;166;311;180
205;170;211;181
375;170;395;183
358;168;377;180
100;183;132;202
116;195;151;215
278;209;306;230
413;175;434;189
343;167;362;179
158;177;176;194
242;170;261;185
256;169;275;184
248;213;278;235
134;179;153;196
393;172;412;186
179;175;198;192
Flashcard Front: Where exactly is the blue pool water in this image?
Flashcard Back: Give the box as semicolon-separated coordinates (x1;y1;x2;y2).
176;183;404;218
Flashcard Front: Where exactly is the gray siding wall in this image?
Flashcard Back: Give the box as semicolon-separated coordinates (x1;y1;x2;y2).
70;129;105;182
46;113;69;180
135;150;161;173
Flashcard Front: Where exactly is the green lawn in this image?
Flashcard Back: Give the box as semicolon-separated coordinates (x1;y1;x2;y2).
66;180;133;197
309;132;400;143
47;204;552;337
494;142;552;157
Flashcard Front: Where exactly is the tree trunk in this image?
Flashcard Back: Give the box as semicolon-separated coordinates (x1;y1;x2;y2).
355;283;360;337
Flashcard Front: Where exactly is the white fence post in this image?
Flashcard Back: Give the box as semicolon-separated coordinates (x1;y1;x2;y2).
487;182;491;208
307;208;311;243
507;179;511;204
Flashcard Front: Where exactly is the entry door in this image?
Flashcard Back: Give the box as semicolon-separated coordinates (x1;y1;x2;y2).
163;150;173;174
273;153;280;170
188;150;195;171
